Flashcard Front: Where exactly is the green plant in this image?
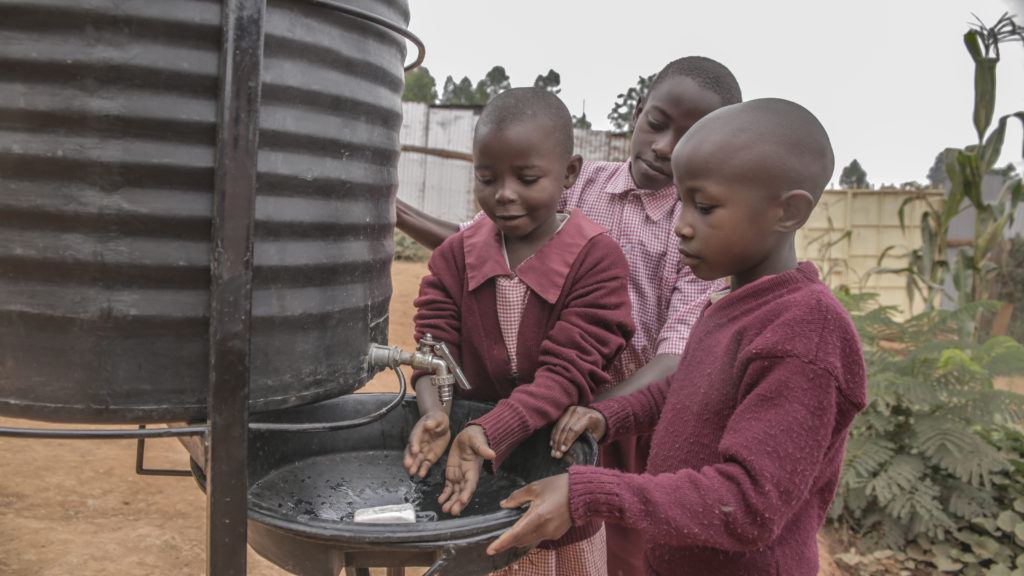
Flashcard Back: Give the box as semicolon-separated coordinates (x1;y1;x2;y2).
393;230;430;262
801;203;854;287
995;237;1024;343
873;14;1024;339
830;290;1024;575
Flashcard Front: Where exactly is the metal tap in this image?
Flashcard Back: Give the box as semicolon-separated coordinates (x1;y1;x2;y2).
367;334;470;405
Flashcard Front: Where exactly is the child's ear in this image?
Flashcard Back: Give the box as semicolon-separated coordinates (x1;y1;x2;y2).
563;155;583;189
775;189;815;232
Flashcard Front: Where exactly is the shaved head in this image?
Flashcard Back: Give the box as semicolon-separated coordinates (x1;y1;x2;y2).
474;87;574;158
673;98;834;201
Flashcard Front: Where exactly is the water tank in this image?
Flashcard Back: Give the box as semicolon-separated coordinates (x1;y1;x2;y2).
0;0;408;422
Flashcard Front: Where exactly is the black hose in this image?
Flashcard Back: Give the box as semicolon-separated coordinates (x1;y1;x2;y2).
0;367;407;439
0;423;206;440
250;365;407;432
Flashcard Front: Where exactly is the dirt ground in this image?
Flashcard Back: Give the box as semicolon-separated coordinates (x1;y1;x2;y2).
0;261;429;576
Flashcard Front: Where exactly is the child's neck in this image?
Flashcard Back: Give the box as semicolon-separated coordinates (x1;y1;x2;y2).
503;213;564;270
730;239;798;291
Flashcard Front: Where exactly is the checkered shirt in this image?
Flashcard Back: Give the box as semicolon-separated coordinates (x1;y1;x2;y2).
491;525;607;576
495;275;530;376
464;161;723;384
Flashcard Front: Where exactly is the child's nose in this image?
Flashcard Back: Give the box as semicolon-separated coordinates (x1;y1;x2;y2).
674;211;695;239
495;182;517;204
651;133;675;160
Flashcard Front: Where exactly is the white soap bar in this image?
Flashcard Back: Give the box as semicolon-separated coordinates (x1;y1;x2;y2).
352;503;416;524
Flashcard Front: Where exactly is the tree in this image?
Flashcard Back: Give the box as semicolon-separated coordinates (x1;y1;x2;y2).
839;159;870;189
991;162;1020;179
474;66;511;103
440;75;478;105
571;101;592;130
607;73;655;133
926;151;948;188
532;69;561;94
402;67;437;104
572;112;592;130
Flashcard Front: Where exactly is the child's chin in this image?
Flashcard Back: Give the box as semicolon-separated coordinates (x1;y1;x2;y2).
690;265;723;282
632;167;671;190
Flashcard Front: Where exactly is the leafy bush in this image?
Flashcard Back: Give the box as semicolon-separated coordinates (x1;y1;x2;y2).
830;290;1024;574
394;230;430;262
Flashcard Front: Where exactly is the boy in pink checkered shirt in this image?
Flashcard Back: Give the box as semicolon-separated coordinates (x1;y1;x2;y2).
398;56;742;576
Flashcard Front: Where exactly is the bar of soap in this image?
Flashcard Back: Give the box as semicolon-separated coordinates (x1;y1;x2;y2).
353;503;416;524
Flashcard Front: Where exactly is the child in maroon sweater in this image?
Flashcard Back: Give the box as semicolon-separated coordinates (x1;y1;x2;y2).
487;98;868;576
402;87;634;574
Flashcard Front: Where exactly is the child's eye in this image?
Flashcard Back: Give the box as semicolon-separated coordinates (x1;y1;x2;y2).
475;174;495;185
647;118;667;131
696;204;715;215
519;176;540;185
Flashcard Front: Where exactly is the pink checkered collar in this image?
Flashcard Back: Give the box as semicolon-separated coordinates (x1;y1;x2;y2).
602;162;679;222
462;211;607;304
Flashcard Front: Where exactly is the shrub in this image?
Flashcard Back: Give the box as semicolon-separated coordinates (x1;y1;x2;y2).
830;290;1024;575
394;230;430;262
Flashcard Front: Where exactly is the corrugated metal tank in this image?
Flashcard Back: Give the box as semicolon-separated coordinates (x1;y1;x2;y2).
0;0;407;422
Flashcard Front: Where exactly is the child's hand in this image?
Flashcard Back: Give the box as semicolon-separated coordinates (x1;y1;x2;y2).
486;473;572;556
550;406;607;458
403;410;451;478
438;425;495;516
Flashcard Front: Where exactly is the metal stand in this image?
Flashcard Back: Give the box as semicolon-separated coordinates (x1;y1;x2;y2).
207;0;265;574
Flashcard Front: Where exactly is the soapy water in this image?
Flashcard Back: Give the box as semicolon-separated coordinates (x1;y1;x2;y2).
250;450;527;523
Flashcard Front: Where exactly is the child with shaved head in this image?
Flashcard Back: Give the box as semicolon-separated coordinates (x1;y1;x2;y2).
486;98;868;576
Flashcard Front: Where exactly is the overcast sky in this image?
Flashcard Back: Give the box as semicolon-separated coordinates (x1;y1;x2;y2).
406;0;1024;187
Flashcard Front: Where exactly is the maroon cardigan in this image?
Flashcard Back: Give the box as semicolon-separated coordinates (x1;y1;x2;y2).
569;263;867;575
412;213;634;545
414;212;634;465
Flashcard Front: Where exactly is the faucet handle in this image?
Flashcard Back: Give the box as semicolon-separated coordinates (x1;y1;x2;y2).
430;340;471;391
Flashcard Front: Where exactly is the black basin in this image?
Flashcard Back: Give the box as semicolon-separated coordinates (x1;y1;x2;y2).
189;393;597;575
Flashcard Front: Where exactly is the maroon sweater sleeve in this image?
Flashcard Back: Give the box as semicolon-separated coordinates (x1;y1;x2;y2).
410;239;463;384
472;235;635;468
568;357;840;551
591;375;672;444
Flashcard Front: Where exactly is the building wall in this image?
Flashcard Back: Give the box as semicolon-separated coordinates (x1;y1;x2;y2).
795;188;944;318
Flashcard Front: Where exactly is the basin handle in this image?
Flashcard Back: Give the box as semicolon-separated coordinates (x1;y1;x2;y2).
421;546;454;576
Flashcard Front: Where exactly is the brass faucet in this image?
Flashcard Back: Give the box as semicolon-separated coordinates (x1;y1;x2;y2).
367;334;470;405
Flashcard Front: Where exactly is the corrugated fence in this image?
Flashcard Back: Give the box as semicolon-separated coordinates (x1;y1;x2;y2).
398;102;630;223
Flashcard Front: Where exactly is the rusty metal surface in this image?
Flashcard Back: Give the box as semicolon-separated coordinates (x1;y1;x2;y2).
0;0;409;422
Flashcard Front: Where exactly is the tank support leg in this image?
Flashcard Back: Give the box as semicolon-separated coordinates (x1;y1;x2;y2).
206;0;265;575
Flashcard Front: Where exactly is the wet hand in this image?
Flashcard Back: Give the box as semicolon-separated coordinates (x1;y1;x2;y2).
438;425;495;516
550;406;606;458
486;474;572;556
403;410;451;478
